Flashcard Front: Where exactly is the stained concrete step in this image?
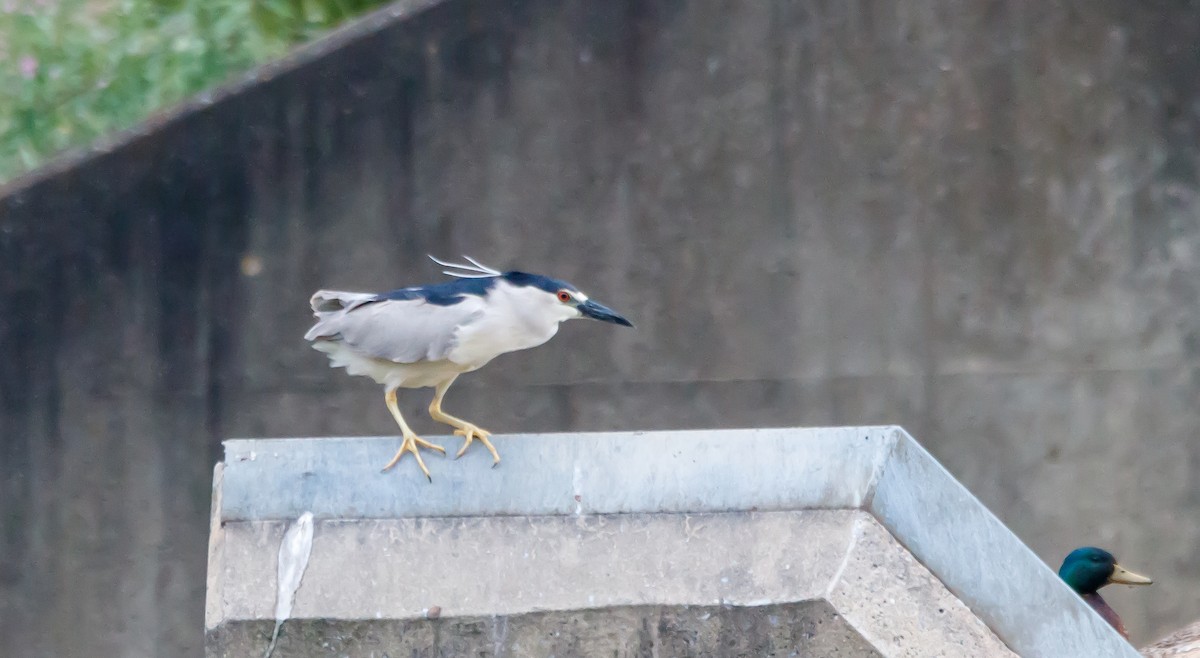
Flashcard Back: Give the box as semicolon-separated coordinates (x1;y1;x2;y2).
205;427;1140;657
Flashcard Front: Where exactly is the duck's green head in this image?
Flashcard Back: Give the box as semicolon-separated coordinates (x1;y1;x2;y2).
1058;547;1152;595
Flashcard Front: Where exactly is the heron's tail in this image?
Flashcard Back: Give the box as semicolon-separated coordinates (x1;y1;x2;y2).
309;290;376;314
305;290;376;341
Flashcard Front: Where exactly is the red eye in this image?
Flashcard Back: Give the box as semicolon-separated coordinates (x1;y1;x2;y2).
557;290;572;303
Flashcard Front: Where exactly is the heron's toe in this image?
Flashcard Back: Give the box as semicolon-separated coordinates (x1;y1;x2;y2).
381;432;439;481
453;425;490;439
412;435;447;455
452;425;500;464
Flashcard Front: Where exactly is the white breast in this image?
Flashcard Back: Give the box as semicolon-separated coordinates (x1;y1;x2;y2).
448;281;564;368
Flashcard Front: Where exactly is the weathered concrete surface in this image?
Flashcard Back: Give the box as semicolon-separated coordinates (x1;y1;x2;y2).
207;602;881;658
208;512;1009;658
205;428;1135;657
2;0;1195;655
1142;619;1200;657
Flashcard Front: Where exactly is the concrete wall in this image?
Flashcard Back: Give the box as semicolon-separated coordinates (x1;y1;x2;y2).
208;604;882;658
2;0;1198;655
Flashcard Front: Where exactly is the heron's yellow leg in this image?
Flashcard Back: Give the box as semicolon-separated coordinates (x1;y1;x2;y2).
382;388;445;480
428;379;500;466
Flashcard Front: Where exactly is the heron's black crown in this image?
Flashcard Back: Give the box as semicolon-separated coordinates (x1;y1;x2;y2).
373;271;578;307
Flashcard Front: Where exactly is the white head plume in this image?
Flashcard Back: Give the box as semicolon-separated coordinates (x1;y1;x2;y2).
428;254;502;279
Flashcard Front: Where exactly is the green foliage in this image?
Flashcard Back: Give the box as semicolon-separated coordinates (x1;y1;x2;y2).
248;0;395;42
0;0;391;184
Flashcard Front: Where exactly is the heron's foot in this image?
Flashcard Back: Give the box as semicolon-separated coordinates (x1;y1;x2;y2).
453;424;500;466
381;432;446;481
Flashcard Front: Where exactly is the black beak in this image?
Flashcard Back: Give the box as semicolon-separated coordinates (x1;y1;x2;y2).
578;299;633;327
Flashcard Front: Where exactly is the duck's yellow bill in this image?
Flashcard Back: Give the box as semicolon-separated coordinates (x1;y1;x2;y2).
1108;563;1153;586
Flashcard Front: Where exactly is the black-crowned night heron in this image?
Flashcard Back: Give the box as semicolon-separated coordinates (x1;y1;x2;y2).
304;256;633;480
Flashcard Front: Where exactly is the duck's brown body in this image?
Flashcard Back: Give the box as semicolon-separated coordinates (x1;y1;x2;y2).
1082;592;1129;639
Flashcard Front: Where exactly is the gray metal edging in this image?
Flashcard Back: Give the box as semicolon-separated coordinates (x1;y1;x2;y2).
219;426;894;521
867;428;1140;658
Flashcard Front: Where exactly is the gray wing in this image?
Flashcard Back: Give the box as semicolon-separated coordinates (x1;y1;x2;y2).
306;295;484;363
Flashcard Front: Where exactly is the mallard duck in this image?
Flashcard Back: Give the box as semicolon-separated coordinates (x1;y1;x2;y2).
1141;620;1200;657
1058;546;1152;639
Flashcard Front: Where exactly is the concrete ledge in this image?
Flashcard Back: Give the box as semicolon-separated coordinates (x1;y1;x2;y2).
218;427;891;520
207;427;1142;657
